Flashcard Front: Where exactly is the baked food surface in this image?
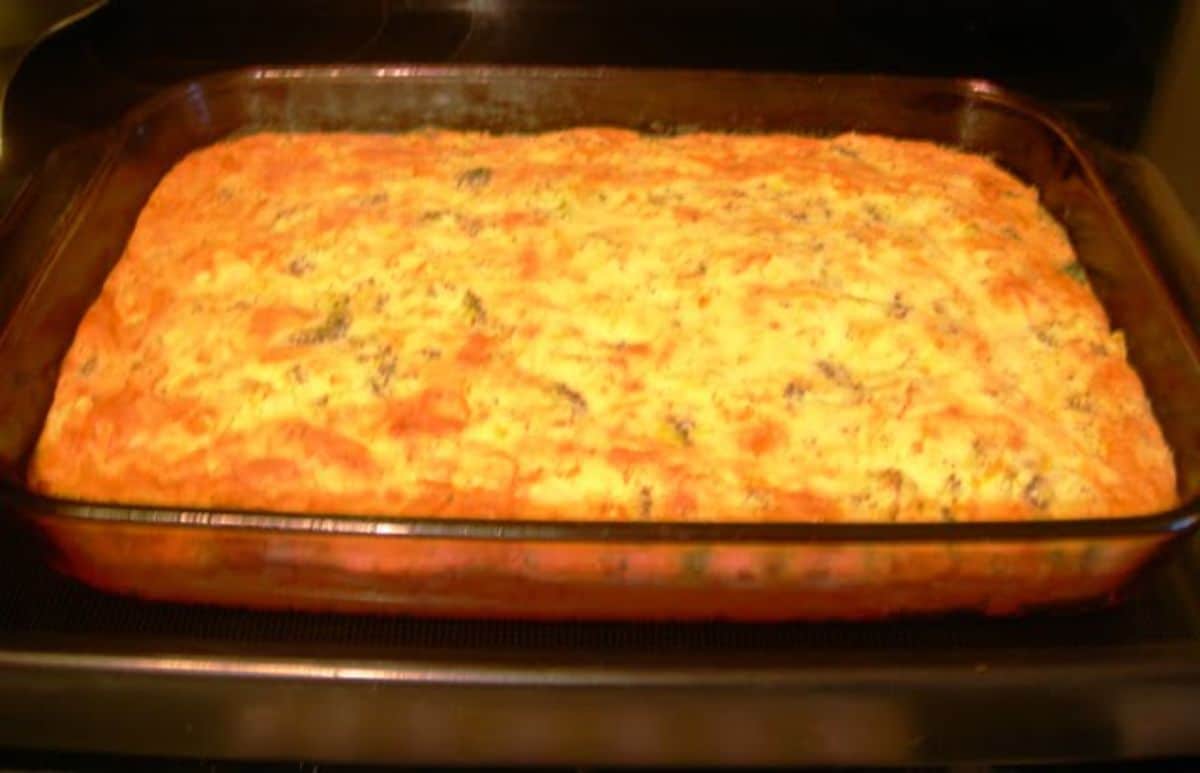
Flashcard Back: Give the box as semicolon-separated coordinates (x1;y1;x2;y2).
29;130;1176;521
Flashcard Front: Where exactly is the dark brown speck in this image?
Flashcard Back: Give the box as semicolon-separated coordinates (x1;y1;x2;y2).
669;415;695;445
456;167;493;189
639;487;654;518
783;381;806;401
817;359;859;389
553;382;588;417
289;298;351;345
1023;475;1051;510
286;256;315;276
371;348;397;395
463;290;487;326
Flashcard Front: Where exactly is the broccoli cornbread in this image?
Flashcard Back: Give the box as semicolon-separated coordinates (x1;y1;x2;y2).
28;130;1176;521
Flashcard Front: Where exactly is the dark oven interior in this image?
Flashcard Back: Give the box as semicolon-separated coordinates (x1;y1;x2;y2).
1;1;1199;769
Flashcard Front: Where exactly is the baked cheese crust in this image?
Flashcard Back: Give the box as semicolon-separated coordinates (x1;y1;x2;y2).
28;130;1176;521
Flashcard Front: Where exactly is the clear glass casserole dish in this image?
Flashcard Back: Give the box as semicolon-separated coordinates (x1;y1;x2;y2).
1;66;1197;620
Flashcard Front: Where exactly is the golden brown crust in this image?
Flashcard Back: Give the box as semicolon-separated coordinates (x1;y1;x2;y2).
28;130;1176;521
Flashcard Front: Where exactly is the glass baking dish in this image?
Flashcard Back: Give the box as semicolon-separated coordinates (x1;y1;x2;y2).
1;66;1198;621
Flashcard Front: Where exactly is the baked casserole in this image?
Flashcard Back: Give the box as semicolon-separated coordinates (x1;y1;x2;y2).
28;130;1176;522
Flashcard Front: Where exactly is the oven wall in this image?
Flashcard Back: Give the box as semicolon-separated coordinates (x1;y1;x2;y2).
1143;0;1200;221
0;0;1196;225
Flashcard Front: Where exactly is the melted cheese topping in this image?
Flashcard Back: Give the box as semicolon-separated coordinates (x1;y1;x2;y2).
29;130;1176;521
